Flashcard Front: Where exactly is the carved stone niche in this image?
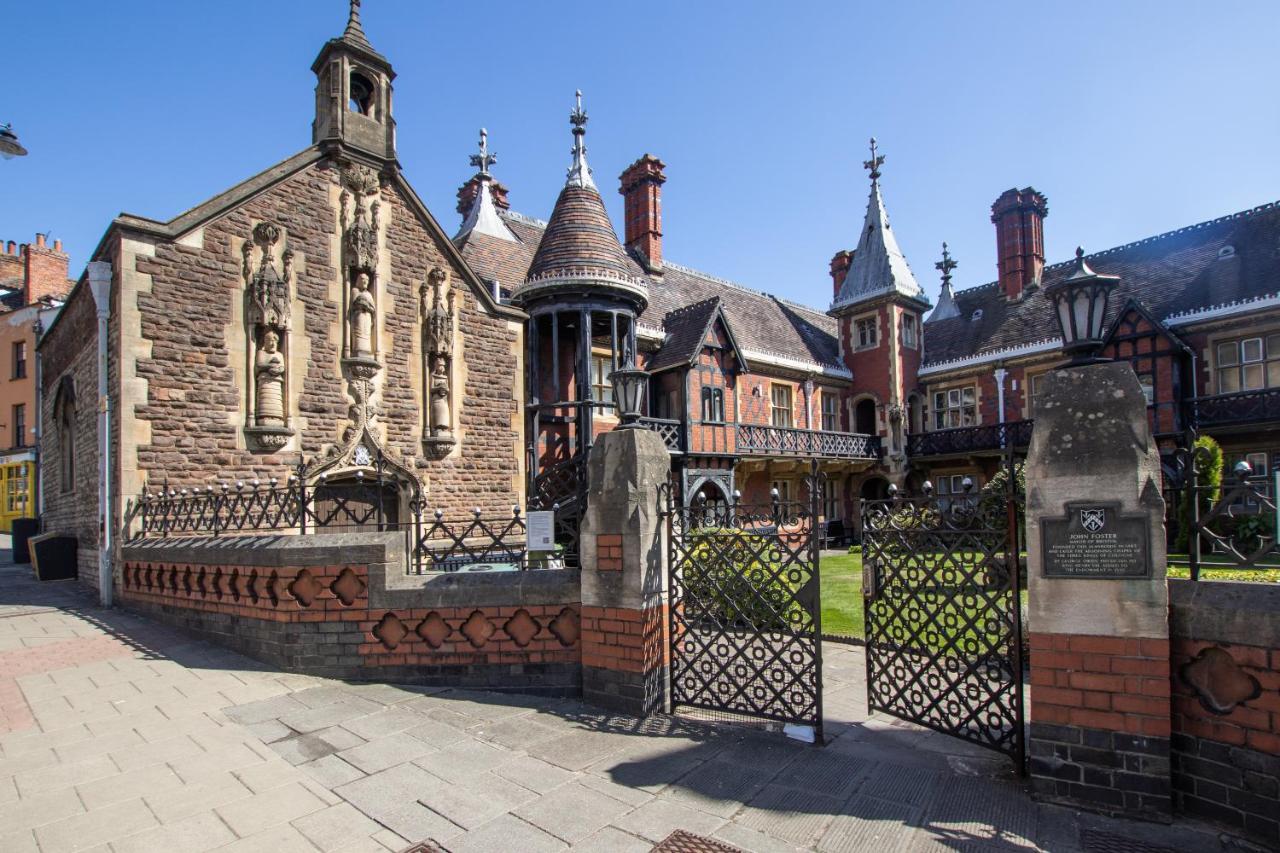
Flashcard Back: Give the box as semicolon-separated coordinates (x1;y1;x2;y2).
339;163;383;377
242;222;295;452
421;266;457;459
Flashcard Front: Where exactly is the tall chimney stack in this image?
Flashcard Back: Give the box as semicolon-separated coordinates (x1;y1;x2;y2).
619;154;667;274
22;233;70;306
991;187;1048;302
829;250;854;299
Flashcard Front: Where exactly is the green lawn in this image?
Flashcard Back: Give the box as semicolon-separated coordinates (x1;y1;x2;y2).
820;551;864;639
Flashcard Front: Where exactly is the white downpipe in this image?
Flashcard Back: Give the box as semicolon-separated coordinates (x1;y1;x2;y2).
993;367;1008;424
33;315;44;519
88;262;112;607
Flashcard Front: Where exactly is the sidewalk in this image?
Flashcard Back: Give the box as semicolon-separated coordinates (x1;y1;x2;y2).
0;561;1250;852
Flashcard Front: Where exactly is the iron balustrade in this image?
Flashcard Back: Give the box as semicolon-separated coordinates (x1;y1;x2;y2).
121;469;568;573
1167;448;1280;579
735;424;881;460
906;419;1035;458
636;416;685;453
1187;388;1280;429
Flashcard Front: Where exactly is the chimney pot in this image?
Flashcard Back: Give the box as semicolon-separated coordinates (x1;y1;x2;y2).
619;154;667;274
829;250;854;299
53;239;62;253
5;241;13;255
35;233;46;248
991;187;1048;302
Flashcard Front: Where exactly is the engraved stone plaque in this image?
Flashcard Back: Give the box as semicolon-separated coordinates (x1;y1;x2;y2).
1041;502;1150;578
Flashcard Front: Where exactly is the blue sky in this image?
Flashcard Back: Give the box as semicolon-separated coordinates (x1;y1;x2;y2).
4;1;1278;309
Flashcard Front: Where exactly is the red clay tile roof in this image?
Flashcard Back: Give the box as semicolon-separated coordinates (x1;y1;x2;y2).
526;185;635;281
923;201;1280;368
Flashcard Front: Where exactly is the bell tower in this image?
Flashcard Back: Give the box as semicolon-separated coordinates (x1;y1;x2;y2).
312;0;397;163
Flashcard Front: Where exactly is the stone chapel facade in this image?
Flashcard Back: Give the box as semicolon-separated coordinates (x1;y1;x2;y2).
38;7;526;589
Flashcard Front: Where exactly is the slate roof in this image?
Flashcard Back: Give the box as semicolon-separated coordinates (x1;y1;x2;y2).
458;210;843;372
922;201;1280;369
832;178;927;312
526;184;636;281
648;297;724;373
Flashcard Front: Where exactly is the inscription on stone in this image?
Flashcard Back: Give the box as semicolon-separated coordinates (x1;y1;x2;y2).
1041;503;1150;578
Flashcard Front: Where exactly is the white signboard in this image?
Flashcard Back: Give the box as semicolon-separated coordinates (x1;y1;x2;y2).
526;511;556;552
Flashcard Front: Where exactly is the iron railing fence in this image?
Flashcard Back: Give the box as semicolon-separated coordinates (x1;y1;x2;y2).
736;423;881;460
1186;388;1280;429
1166;452;1280;579
905;419;1035;458
122;466;573;573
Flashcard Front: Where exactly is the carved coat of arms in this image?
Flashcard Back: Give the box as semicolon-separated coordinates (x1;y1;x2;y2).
1080;508;1107;533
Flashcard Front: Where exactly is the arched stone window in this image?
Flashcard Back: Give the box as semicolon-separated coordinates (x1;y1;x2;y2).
53;377;76;493
349;71;375;116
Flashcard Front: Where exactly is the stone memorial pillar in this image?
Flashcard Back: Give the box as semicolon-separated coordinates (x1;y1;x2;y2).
578;427;671;715
1025;362;1172;820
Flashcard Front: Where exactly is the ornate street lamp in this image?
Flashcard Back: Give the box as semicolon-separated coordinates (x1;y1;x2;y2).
1045;247;1119;367
0;124;28;159
609;366;649;429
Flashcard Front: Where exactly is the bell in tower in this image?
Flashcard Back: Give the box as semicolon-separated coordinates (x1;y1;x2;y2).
312;0;397;162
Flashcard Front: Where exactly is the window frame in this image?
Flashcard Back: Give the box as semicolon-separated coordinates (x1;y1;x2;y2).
589;354;615;407
11;403;24;449
901;313;918;350
820;392;840;432
855;316;878;350
770;384;794;429
12;340;26;380
932;385;977;430
1214;334;1280;394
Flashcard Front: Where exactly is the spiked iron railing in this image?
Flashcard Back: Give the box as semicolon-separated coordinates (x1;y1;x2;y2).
736;424;880;460
906;419;1034;458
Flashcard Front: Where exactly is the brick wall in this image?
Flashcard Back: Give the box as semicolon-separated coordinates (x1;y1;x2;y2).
580;603;667;713
1169;580;1280;846
1028;631;1172;817
119;537;581;694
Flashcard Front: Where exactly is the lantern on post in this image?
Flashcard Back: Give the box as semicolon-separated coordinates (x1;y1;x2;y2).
0;124;27;159
1045;247;1120;367
609;366;649;429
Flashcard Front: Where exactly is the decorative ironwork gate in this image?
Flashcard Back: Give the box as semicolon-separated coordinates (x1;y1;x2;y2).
861;458;1026;769
665;472;823;739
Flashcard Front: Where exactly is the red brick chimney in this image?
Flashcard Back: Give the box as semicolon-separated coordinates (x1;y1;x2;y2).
21;234;70;305
829;250;854;298
455;175;510;219
991;187;1048;301
619;154;667;274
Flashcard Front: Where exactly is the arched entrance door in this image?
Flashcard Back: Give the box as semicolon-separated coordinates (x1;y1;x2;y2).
311;475;401;531
854;399;877;435
860;476;890;502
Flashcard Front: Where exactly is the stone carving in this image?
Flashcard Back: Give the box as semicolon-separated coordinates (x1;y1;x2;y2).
1180;646;1262;715
242;222;294;451
349;272;376;356
422;266;457;457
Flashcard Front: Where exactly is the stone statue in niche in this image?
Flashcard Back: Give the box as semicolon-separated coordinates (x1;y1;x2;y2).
422;266;456;456
242;221;294;451
255;329;286;425
349;271;376;357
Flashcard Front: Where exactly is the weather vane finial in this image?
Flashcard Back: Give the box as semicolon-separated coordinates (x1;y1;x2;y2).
863;137;885;184
936;241;957;286
470;128;496;178
565;90;595;188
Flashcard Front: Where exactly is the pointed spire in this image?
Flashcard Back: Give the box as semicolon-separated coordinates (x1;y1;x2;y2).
455;128;515;243
343;0;372;48
565;90;596;189
928;242;961;322
831;139;927;313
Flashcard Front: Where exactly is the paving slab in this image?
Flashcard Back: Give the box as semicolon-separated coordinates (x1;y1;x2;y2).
33;796;159;853
446;813;568;853
215;780;329;837
299;753;367;789
513;780;636;843
335;762;465;843
111;810;239;853
573;825;655;853
338;730;436;774
291;801;387;852
612;796;728;842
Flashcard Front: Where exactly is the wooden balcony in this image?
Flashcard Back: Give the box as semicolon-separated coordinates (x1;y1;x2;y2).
1189;389;1280;430
906;419;1034;458
736;424;881;460
637;417;685;453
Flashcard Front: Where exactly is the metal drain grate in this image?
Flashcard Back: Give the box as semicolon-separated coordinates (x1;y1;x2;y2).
651;829;746;853
1081;830;1182;853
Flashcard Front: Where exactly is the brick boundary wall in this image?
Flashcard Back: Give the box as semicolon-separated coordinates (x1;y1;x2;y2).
119;534;582;695
1169;580;1280;847
580;603;668;714
1028;632;1172;819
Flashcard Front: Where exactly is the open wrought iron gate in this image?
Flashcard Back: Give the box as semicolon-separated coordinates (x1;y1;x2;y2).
665;476;823;740
860;463;1026;770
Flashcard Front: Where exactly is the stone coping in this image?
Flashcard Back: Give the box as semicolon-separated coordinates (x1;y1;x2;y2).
121;532;581;610
1169;578;1280;649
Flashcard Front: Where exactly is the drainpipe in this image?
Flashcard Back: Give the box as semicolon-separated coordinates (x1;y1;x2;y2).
88;262;112;608
993;367;1008;424
32;315;44;520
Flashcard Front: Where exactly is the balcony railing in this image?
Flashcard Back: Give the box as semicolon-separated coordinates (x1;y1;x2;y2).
906;419;1035;458
1189;388;1280;429
736;424;881;460
637;417;685;453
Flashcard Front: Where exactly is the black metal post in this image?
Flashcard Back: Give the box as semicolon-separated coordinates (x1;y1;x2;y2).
1004;443;1027;777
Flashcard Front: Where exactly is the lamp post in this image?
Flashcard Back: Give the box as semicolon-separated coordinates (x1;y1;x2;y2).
608;367;649;429
1045;247;1119;368
0;124;28;159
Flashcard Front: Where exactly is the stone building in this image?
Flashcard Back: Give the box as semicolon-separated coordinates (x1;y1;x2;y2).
39;5;526;590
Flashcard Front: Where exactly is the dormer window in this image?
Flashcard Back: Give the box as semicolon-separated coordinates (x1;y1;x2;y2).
349;72;375;116
971;309;984;321
1218;245;1236;260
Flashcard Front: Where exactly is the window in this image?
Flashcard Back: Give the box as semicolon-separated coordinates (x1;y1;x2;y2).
822;478;841;520
856;317;877;349
56;381;76;493
11;404;24;449
700;386;725;423
932;386;976;429
1215;335;1280;394
935;473;974;510
1137;374;1155;406
349;72;375;115
771;479;793;505
1229;452;1270;509
1029;373;1046;416
590;355;614;406
902;314;918;349
12;341;26;380
5;464;27;515
770;385;793;428
821;392;840;432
